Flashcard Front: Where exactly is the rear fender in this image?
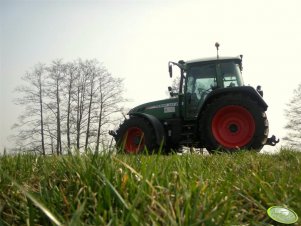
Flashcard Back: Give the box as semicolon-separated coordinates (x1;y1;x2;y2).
129;112;165;146
199;86;268;116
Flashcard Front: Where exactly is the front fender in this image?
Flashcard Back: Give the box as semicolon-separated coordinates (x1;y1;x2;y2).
129;112;165;146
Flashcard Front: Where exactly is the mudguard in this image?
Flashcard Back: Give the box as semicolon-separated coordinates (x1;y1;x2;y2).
200;86;268;114
129;112;165;146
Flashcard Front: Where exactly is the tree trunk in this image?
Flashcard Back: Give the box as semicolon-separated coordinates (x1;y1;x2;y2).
76;82;85;150
66;78;73;153
95;93;103;153
39;76;46;155
76;86;81;150
56;78;62;155
84;81;94;151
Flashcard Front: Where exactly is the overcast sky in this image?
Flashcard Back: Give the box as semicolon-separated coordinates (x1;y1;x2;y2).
1;0;301;153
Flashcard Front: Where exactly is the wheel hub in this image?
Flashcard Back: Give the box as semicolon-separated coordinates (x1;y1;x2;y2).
124;127;144;153
212;105;255;148
133;136;141;145
228;124;238;133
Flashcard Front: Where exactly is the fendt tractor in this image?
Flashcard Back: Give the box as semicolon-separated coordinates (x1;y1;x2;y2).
110;43;279;154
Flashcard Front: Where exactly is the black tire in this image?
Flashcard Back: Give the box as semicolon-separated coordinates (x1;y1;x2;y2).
200;94;269;153
115;116;157;154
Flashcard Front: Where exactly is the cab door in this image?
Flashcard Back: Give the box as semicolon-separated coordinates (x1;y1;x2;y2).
184;63;217;120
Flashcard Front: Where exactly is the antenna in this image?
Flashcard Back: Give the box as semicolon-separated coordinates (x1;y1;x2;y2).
215;42;220;59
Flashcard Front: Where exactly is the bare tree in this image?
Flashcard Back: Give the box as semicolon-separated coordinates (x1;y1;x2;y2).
13;59;126;154
283;83;301;149
46;60;65;155
63;62;77;153
14;64;46;154
84;60;99;150
74;60;89;150
95;69;125;153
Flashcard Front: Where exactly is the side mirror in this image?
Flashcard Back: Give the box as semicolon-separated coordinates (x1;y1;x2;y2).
168;86;172;92
168;63;173;78
239;55;243;71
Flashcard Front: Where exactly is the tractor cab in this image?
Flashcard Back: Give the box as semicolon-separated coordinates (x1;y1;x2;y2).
169;56;244;120
184;57;244;119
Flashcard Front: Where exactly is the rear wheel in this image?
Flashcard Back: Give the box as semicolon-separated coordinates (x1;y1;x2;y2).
115;116;157;154
200;94;268;153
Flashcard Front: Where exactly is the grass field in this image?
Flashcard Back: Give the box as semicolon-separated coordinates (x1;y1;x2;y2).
0;149;300;226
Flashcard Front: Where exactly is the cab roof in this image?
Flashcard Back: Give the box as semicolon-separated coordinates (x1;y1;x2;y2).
184;56;242;65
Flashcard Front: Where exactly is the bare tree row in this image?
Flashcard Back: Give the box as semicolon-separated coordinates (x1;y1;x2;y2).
284;83;301;149
13;59;126;155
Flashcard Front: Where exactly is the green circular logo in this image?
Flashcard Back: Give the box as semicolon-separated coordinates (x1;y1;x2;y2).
267;206;298;224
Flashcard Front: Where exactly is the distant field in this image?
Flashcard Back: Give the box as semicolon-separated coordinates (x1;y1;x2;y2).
0;149;300;225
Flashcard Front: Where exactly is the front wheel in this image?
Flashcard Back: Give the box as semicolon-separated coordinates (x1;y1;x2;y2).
115;116;157;154
200;94;269;153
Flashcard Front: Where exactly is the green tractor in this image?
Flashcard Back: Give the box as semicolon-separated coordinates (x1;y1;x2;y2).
110;43;279;154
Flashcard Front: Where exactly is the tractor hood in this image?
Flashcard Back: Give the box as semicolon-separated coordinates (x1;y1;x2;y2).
129;98;179;119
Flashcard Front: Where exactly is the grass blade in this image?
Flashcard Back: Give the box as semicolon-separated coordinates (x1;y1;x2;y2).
68;200;86;226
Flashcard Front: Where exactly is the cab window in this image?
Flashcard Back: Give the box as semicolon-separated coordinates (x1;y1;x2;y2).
185;64;217;118
186;64;216;100
220;62;243;87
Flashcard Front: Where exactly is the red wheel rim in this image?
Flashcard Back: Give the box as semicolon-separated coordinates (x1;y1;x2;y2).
212;105;255;148
124;127;145;153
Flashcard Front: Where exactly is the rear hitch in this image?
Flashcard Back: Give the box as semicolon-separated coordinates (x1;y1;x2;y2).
265;135;280;146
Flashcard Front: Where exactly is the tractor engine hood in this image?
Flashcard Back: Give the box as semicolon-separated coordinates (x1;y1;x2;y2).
128;98;179;119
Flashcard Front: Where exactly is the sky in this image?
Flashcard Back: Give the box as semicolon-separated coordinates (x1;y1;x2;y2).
1;0;301;153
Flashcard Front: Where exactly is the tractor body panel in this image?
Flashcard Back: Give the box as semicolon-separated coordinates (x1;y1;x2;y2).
129;98;180;119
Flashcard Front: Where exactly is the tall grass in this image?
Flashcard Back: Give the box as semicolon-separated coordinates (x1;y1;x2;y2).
0;149;300;225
